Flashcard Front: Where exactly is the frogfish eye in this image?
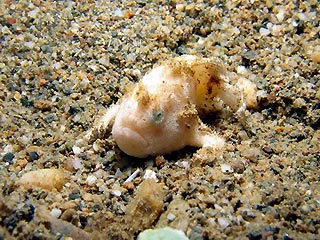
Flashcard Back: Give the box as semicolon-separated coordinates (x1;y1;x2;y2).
152;110;164;125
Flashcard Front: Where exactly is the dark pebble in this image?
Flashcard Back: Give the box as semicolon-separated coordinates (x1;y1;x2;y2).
28;151;39;161
32;138;43;146
64;89;74;96
21;97;33;107
120;195;130;202
78;152;89;160
79;215;88;228
2;152;15;163
234;199;242;212
45;113;56;123
242;210;257;221
267;195;284;206
283;234;294;240
164;192;173;203
40;44;52;53
262;146;274;154
53;142;60;148
255;204;268;214
68;106;82;115
2;204;35;233
264;225;278;234
69;193;81;200
246;230;262;240
284;212;299;222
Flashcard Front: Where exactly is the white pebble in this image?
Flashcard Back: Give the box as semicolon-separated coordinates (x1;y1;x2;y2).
72;146;81;155
89;64;98;72
86;175;97;186
114;9;124;18
236;66;248;75
217;217;230;229
105;150;115;161
221;164;234;173
92;142;101;152
52;62;62;70
167;213;176;221
98;185;107;193
3;144;13;154
28;7;40;18
98;56;110;66
24;41;35;49
115;168;123;178
175;161;189;169
73;113;81;122
276;8;285;22
257;90;268;98
297;12;308;21
72;158;83;170
50;208;62;218
110;189;121;197
143;169;158;181
259;27;270;36
292;20;298;27
271;25;283;35
132;69;141;78
266;22;273;29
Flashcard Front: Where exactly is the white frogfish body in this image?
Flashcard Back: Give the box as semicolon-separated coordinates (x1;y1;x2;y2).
87;55;257;158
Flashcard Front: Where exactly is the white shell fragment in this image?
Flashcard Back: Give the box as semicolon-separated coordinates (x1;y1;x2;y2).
143;169;158;182
86;55;257;158
124;169;140;183
221;164;234;173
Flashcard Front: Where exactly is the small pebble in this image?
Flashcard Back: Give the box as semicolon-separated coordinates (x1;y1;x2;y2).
259;27;270;36
50;208;62;218
221;164;234;173
276;8;285;22
143;169;158;181
123;181;134;190
217;217;230;229
28;7;40;18
237;66;248;75
115;168;123;178
110;189;121;197
60;209;77;222
28;151;39;161
24;41;35;49
175;161;189;169
2;152;15;163
69;193;81;200
114;9;124;18
86;175;97;186
7;17;16;25
310;52;320;63
167;213;176;221
293;98;306;108
240;147;260;162
72;146;81;155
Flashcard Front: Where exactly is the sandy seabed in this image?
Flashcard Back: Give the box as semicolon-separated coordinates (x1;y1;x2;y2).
0;0;319;239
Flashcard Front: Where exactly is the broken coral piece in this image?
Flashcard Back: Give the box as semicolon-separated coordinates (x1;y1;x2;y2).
125;179;164;231
18;169;68;191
